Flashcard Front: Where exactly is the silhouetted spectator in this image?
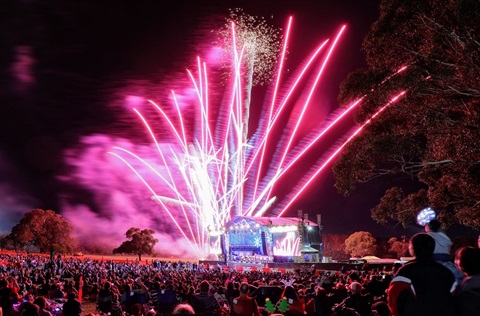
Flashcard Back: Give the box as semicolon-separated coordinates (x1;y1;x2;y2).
157;284;176;315
17;302;39;316
62;293;81;316
97;282;114;314
454;246;480;316
188;280;219;315
370;301;390;316
274;285;304;315
32;297;51;316
173;303;195;314
339;282;371;316
387;233;456;316
231;282;259;316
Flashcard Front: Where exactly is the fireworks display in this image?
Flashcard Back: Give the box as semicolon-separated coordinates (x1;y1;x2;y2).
109;14;405;259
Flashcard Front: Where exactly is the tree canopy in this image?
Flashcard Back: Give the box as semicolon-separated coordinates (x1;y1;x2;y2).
322;234;349;260
6;209;75;259
388;236;410;258
345;231;377;257
113;227;158;261
334;0;480;229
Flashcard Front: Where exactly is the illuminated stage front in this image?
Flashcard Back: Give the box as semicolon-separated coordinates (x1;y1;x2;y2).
209;216;322;263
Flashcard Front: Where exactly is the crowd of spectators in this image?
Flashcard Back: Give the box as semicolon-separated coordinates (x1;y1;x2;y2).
0;232;479;316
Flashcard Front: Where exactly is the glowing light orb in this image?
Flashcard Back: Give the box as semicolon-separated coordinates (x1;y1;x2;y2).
416;207;436;226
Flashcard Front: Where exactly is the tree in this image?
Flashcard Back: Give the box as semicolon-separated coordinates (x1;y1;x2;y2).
322;234;349;260
388;236;410;258
113;227;158;261
333;0;480;229
7;209;75;261
345;231;377;257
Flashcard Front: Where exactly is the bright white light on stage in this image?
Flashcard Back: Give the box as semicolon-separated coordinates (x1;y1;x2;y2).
417;207;436;226
307;226;313;231
270;225;298;233
209;230;223;237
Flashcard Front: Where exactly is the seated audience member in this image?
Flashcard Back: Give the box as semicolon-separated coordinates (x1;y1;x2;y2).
454;246;480;316
188;280;219;315
157;283;176;315
387;233;457;316
339;282;371;316
17;302;39;316
130;303;144;316
32;297;51;316
173;303;195;314
97;282;114;314
231;282;259;316
275;285;304;315
425;219;463;283
62;293;82;316
370;301;390;316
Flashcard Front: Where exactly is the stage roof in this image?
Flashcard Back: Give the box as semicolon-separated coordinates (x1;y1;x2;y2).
227;216;319;227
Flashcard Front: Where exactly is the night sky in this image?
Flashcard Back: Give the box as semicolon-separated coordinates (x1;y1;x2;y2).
1;0;431;256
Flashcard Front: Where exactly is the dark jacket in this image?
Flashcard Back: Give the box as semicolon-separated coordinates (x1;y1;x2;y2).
188;292;220;315
387;258;456;316
456;275;480;316
62;298;82;316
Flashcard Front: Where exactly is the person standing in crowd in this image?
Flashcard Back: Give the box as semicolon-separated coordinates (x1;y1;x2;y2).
425;219;463;283
454;246;480;316
387;233;457;316
231;282;259;316
62;293;82;316
157;283;177;315
188;280;219;315
96;282;114;314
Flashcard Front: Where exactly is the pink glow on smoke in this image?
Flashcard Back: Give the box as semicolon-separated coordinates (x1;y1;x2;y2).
56;16;409;258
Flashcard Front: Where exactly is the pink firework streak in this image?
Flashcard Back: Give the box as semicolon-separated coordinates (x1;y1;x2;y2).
109;16;404;259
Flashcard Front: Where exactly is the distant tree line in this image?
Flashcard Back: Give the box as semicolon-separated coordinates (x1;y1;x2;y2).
0;208;158;261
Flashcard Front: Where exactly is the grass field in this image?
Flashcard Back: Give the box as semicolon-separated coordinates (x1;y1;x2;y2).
1;250;198;264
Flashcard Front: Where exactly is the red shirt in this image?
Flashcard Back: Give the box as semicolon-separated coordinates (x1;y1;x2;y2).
231;296;259;316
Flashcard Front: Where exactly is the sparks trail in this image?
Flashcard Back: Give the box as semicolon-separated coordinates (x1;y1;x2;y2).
110;15;408;258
